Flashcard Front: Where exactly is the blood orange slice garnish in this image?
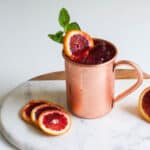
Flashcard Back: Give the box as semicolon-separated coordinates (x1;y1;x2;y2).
20;100;48;123
31;103;63;125
38;110;71;136
138;87;150;122
63;30;94;60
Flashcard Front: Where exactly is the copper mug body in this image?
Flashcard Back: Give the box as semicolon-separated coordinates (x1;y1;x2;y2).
63;38;143;119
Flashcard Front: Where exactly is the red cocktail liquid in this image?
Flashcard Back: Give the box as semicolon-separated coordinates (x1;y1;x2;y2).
74;39;116;64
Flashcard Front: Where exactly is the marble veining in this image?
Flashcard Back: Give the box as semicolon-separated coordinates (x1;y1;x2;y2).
0;80;150;150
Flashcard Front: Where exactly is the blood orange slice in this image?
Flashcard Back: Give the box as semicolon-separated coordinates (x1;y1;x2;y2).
38;110;71;136
31;103;63;125
138;87;150;122
20;100;47;123
63;30;94;60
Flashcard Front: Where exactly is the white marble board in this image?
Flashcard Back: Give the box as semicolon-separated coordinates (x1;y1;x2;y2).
0;80;150;150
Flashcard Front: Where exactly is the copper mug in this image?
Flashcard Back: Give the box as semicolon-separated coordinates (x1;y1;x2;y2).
63;38;143;119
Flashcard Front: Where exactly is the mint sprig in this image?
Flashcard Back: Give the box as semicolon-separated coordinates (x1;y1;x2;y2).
48;8;81;44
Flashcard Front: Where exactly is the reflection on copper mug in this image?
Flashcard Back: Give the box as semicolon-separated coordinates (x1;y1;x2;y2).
63;38;143;119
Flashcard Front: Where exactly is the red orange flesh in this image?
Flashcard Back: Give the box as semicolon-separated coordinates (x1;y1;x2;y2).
63;30;94;60
31;103;63;125
138;87;150;122
20;100;48;123
38;110;71;136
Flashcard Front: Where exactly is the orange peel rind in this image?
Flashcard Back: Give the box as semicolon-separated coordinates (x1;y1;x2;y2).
138;87;150;122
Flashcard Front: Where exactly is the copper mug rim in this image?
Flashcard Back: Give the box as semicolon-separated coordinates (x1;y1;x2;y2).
62;38;118;68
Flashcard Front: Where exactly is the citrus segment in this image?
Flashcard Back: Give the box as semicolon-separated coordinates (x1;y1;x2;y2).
38;110;71;135
20;100;47;123
63;30;94;60
138;87;150;122
31;103;62;124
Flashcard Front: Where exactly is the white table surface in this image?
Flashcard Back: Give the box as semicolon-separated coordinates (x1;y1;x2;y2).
0;0;150;149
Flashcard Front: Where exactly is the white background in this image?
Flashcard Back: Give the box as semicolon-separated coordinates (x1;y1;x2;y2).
0;0;150;149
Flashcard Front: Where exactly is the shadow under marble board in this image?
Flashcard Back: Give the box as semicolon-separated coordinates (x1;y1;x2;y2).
0;70;150;150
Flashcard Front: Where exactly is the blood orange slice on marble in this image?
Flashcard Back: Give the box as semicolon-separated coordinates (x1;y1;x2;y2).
138;87;150;122
31;103;63;125
38;110;71;136
20;100;47;123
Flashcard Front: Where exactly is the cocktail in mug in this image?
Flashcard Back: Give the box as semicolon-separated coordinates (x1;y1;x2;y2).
63;38;143;118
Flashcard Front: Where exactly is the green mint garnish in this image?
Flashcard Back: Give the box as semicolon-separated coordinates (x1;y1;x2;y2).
65;22;80;33
48;31;64;43
48;8;81;44
59;8;70;28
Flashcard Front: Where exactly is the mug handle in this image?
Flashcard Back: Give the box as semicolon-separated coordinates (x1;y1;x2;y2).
114;60;143;102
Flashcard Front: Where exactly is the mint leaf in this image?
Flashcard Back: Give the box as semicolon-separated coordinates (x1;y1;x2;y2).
65;22;81;32
59;8;70;28
48;31;64;43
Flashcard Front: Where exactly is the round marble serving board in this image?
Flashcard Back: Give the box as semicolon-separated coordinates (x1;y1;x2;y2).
1;76;150;150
